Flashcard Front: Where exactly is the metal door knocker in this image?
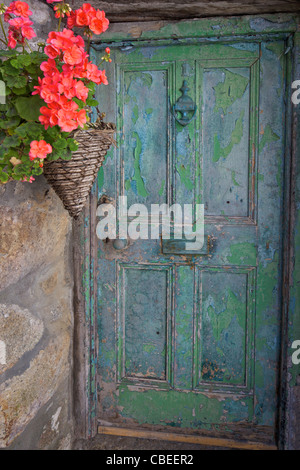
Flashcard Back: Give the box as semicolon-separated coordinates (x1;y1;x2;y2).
172;80;197;126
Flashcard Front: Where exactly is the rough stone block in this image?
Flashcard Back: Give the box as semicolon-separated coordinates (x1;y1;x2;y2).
0;304;44;375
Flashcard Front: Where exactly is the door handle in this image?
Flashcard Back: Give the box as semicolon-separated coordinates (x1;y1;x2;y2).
112;238;128;250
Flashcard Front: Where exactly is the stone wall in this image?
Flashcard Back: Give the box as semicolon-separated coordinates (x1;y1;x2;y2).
0;1;74;450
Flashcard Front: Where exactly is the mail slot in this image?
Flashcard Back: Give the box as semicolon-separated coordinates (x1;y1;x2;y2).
161;235;213;255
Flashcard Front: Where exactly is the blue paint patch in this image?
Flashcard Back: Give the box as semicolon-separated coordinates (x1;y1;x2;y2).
249;17;294;32
228;42;259;52
139;46;160;59
130;180;138;195
258;245;277;268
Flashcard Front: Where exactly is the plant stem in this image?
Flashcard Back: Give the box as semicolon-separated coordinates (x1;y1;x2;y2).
0;16;8;44
25;39;33;52
57;0;65;32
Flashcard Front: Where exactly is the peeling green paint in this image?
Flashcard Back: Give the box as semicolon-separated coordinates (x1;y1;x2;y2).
98;166;104;191
132;131;149;197
266;42;284;58
117;384;252;428
227;242;256;265
143;343;156;353
158;179;165;196
132;104;139;124
231;170;240;186
213;110;245;162
125;178;131;191
213;69;249;114
127;71;153;90
259;124;280;154
256;252;279;316
258;173;264;182
176;164;194;191
94;14;297;44
206;290;245;343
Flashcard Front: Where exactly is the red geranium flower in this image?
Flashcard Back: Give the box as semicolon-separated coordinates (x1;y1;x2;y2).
5;1;32;19
90;10;109;35
29;140;52;160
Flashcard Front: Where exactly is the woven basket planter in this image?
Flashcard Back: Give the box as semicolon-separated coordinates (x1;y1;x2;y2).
43;127;115;218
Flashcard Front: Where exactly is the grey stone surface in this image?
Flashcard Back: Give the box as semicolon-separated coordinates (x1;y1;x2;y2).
0;304;44;374
0;175;74;449
0;0;74;448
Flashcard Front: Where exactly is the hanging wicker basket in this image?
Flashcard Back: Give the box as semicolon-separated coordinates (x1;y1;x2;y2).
43;125;115;218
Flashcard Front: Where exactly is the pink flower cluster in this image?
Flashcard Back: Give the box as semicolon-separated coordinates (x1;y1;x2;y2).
67;3;109;36
1;1;111;180
22;175;35;183
4;1;36;48
33;28;108;133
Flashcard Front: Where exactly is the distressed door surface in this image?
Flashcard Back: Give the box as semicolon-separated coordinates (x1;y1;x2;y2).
91;38;287;443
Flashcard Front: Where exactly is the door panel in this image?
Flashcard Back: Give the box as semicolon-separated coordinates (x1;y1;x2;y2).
91;38;286;441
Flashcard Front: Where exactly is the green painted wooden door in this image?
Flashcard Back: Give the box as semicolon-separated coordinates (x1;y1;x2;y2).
91;36;287;442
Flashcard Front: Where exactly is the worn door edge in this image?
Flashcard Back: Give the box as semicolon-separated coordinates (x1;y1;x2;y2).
279;31;300;451
73;187;98;440
73;16;300;449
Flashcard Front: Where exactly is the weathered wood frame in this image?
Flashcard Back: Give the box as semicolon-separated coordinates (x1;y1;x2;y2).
70;0;300;23
73;14;300;449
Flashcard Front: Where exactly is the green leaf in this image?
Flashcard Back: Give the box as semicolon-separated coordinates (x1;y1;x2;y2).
25;63;41;75
11;54;33;68
53;138;68;151
0;50;18;58
32;166;43;176
58;149;72;161
0;170;9;183
86;98;99;107
15;95;43;121
2;61;19;75
6;105;18;117
15;122;42;139
87;82;96;93
67;138;79;152
4;74;27;88
14;163;28;175
47;152;60;161
3;134;20;148
0;116;21;129
12;85;29;95
60;153;72;161
72;97;83;107
45;126;60;140
0;147;6;160
28;51;47;63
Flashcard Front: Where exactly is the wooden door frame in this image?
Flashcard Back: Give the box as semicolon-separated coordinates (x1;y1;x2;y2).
72;14;300;449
